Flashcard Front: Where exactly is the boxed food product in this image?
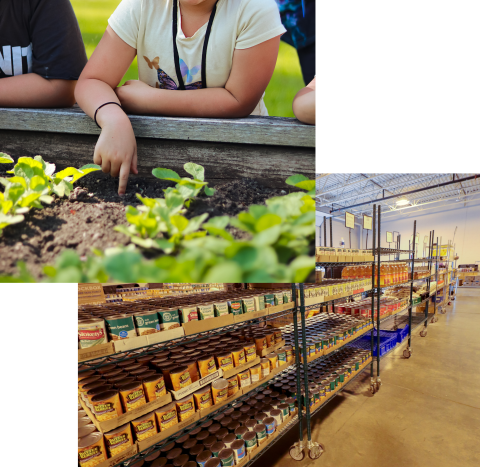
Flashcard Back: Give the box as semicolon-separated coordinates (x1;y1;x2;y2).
104;423;133;457
178;306;199;323
155;402;178;431
198;304;215;320
131;411;158;441
157;309;181;330
133;311;160;336
214;302;229;317
242;298;256;313
228;300;243;315
264;294;275;307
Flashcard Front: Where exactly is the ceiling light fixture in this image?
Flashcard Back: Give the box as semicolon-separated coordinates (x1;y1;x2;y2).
396;198;410;206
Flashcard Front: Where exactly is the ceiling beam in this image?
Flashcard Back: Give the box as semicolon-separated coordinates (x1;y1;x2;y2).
316;173;441;206
315;173;385;197
329;175;480;213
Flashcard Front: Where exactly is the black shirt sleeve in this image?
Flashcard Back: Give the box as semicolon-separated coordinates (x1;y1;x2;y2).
29;0;87;80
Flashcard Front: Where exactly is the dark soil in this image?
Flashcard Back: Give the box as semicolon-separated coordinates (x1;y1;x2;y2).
0;170;286;278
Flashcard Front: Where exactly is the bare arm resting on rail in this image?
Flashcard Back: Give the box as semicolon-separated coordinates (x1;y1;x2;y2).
293;77;316;125
0;75;76;108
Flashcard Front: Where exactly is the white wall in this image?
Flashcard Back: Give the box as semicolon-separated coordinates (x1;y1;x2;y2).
316;217;362;249
380;202;480;265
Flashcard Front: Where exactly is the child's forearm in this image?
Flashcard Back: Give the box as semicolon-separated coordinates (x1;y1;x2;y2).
117;84;255;118
75;78;131;128
293;88;315;125
0;74;76;108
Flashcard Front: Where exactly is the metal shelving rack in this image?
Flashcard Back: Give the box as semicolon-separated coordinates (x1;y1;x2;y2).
80;284;361;467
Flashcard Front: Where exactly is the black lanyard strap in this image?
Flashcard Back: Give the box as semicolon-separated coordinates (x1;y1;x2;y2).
172;0;218;90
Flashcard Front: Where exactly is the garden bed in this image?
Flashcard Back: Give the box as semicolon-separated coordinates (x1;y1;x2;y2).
0;170;286;279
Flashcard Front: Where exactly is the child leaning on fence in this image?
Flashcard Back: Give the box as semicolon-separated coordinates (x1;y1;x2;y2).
75;0;286;195
0;0;87;108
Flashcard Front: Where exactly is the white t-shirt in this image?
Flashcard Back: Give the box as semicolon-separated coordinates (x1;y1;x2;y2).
108;0;286;116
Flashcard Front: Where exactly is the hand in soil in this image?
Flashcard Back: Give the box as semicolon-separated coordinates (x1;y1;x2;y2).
93;111;138;195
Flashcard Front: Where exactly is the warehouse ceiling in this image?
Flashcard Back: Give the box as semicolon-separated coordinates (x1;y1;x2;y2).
316;173;480;220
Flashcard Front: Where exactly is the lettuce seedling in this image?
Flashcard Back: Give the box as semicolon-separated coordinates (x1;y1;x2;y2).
0;153;100;234
152;162;215;207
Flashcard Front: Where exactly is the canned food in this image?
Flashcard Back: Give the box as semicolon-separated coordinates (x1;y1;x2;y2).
131;412;157;441
78;432;107;467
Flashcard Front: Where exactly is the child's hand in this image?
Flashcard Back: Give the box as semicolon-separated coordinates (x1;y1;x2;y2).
93;109;138;195
115;80;154;114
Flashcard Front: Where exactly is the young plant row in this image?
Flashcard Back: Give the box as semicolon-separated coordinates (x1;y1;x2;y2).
0;158;315;282
0;153;100;234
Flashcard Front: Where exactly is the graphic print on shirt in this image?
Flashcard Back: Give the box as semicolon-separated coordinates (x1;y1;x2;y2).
0;44;33;77
144;55;202;90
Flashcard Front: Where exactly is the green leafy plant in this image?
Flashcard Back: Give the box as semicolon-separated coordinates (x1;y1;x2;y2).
0;159;316;282
152;162;215;207
0;153;100;235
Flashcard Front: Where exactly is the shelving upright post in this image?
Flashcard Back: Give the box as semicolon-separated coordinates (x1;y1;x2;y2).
370;205;377;394
375;205;382;390
403;220;416;358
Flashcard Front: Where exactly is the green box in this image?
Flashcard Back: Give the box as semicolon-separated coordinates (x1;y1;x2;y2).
157;309;181;330
228;300;243;315
264;294;275;308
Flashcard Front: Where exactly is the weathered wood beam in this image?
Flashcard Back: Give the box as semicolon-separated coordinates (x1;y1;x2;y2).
0;107;315;148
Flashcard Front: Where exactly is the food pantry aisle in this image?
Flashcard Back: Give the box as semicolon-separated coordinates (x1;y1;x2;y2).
251;289;480;467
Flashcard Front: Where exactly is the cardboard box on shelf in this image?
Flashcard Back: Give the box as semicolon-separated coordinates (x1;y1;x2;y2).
223;356;261;379
259;340;286;357
182;313;234;335
233;309;268;323
267;302;294;315
80;393;172;433
78;342;115;363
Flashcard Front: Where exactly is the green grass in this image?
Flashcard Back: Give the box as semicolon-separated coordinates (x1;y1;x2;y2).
71;0;303;117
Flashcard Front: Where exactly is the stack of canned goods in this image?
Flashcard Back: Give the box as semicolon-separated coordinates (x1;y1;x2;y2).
78;289;293;349
334;297;408;318
298;347;371;407
78;325;290;426
282;313;371;359
255;347;371;409
121;385;297;467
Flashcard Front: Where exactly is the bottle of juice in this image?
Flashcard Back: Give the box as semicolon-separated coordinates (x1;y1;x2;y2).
392;263;397;284
379;264;386;287
387;263;393;286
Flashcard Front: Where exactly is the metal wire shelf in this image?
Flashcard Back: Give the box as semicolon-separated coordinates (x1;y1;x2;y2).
79;308;295;372
112;364;298;467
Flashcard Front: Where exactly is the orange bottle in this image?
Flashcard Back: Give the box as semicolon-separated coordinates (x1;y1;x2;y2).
379;264;386;287
392;264;398;284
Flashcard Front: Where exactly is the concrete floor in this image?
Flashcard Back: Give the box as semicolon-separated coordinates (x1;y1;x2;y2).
252;288;480;467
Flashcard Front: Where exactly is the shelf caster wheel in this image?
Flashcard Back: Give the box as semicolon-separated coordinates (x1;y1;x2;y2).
448;301;452;305
376;381;382;391
420;329;427;337
370;383;376;395
289;444;305;461
393;325;398;331
403;349;412;358
308;442;324;460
